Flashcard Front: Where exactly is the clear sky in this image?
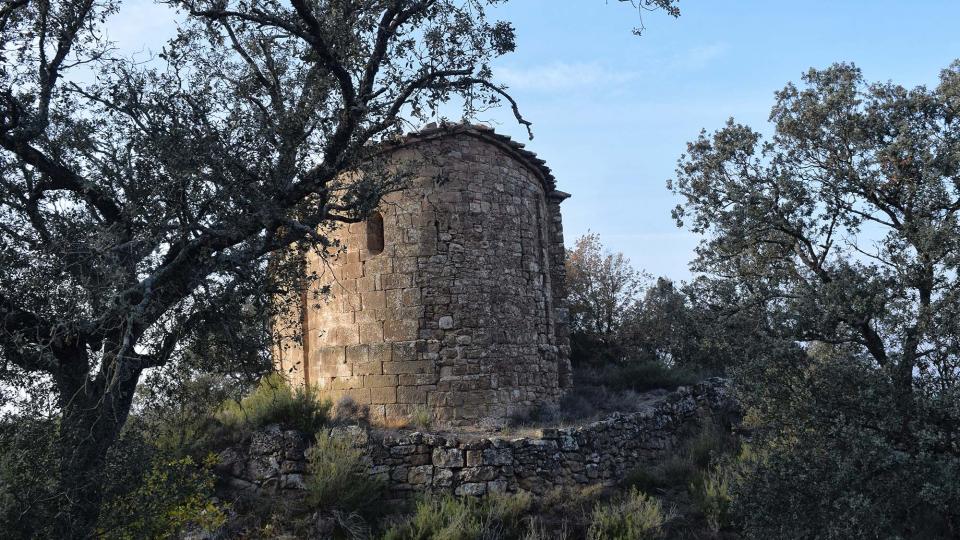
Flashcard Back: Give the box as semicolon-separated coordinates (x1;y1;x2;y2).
107;0;960;280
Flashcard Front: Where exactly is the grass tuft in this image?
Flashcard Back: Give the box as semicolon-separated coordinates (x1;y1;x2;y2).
217;373;331;435
305;430;385;517
586;488;673;540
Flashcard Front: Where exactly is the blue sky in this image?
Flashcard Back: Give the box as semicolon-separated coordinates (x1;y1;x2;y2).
107;0;960;280
477;0;960;280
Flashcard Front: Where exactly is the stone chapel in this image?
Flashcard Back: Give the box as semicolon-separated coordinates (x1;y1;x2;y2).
274;123;572;426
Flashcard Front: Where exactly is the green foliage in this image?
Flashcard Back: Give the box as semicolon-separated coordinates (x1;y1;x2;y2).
218;373;332;435
689;463;734;534
566;232;648;348
0;416;59;539
410;405;434;430
730;353;960;539
566;235;753;375
580;360;702;393
305;431;385;517
97;454;226;540
383;492;533;540
586;488;672;540
670;60;960;537
623;419;738;495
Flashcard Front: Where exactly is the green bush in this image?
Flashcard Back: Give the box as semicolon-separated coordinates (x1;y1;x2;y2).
586;488;672;540
690;463;734;533
581;361;702;393
97;454;226;540
217;373;331;435
731;352;960;538
0;417;59;539
384;492;533;540
622;419;738;495
306;431;385;517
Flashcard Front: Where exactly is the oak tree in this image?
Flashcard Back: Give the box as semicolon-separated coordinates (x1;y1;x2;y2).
671;61;960;535
0;0;524;534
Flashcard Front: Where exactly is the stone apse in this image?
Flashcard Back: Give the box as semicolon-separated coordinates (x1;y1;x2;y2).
275;123;572;426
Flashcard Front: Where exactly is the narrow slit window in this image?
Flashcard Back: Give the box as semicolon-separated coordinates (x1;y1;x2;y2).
366;212;384;255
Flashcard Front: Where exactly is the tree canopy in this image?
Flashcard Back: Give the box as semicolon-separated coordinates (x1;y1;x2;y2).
0;0;531;534
671;61;960;536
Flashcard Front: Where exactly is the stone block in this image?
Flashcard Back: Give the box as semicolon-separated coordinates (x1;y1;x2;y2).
399;373;438;386
369;386;398;404
432;448;464;468
401;288;421;306
487;480;509;494
408;465;433;485
397;385;432;404
391;341;418;362
455;482;486;496
248;431;282;455
324;326;358;347
383;361;434;375
345;344;369;364
340;262;363;279
365;374;398;388
362;291;386;310
384;319;419;341
459;466;497;482
369;342;392;362
433;467;455;487
354;361;383;376
356;275;378;292
382;273;413;290
359;321;384;343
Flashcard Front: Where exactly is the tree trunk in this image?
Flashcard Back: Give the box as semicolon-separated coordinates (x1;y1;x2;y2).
53;354;140;539
55;408;117;538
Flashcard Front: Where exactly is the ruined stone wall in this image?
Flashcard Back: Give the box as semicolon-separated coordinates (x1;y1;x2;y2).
276;126;570;426
217;379;736;500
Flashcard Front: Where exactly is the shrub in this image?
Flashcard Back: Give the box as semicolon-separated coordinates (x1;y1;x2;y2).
690;463;734;533
97;454;226;540
305;431;385;517
580;361;702;393
586;488;672;540
622;419;737;495
217;373;331;434
331;396;370;425
410;405;434;430
0;416;59;539
383;492;533;540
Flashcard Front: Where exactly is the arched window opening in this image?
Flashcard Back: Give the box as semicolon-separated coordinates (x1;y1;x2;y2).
366;212;384;256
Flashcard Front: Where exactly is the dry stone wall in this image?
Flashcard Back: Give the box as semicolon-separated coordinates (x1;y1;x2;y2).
216;379;737;501
275;124;572;427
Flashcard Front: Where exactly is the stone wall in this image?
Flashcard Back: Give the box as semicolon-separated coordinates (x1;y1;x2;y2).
217;379;736;501
275;124;571;427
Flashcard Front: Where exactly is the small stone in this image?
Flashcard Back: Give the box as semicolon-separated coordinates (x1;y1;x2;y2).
408;465;433;485
433;468;455;487
438;316;454;329
455;482;487;496
249;431;283;455
281;473;307;490
487;480;509;494
280;460;307;474
432;447;464;468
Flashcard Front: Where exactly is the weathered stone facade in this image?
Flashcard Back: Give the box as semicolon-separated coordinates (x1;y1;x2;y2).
217;379;737;500
275;123;572;426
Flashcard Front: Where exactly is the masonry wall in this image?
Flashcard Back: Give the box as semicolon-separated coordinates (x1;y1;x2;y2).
276;128;570;426
216;379;737;499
